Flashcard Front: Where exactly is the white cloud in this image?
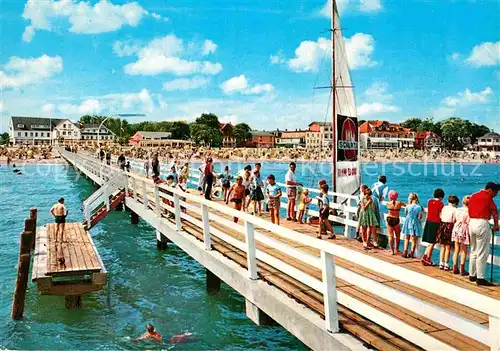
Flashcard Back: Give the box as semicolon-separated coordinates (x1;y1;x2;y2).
113;40;141;57
363;82;393;102
163;77;210;91
345;33;378;69
465;41;500;67
42;103;55;114
318;0;381;17
202;40;217;56
358;102;400;116
442;87;494;107
220;114;239;125
286;33;376;73
52;89;157;116
122;34;223;76
150;12;169;22
448;52;461;62
358;82;399;116
0;55;63;90
432;87;495;120
270;52;286;65
22;0;149;42
359;0;382;12
221;75;274;95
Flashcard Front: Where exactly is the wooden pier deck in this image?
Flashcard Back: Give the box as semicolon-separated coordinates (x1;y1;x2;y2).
32;223;107;296
59;149;500;351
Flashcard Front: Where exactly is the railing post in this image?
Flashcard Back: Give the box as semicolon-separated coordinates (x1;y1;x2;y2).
142;181;148;210
490;315;500;351
201;204;211;250
344;198;353;238
245;221;258;280
104;186;110;212
174;193;182;231
154;185;161;218
132;177;137;199
320;250;339;333
124;174;129;197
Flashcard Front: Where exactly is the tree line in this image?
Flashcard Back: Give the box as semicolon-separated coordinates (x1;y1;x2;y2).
79;113;253;147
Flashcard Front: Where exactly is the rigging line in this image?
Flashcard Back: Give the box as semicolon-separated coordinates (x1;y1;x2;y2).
310;87;332;188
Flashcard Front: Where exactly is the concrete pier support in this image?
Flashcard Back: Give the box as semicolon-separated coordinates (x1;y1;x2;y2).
131;211;139;225
65;295;82;309
245;299;277;326
206;269;221;295
115;202;124;212
156;230;168;250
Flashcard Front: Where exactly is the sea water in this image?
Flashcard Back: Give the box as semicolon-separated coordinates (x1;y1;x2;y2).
0;162;498;349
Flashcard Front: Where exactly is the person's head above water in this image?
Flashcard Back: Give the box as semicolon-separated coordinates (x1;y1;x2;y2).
146;324;155;333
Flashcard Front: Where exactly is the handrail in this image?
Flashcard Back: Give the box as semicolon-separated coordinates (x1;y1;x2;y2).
61;150;500;350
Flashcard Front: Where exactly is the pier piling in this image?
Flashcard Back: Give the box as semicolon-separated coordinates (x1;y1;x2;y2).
206;269;221;296
65;296;82;309
29;208;37;250
156;230;168;250
245;299;277;326
12;214;37;320
131;211;139;224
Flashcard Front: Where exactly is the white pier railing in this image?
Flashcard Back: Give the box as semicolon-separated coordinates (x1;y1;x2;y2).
61;150;500;351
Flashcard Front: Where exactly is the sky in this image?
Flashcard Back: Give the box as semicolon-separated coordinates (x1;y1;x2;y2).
0;0;499;132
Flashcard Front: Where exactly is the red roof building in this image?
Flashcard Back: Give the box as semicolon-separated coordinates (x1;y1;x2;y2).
414;131;442;150
359;120;415;149
220;123;236;148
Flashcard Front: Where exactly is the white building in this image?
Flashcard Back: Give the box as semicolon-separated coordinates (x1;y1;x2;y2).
9;117;115;145
476;132;500;157
9;116;61;145
359;121;415;149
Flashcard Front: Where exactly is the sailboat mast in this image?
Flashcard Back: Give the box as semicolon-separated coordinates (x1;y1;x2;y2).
331;0;337;193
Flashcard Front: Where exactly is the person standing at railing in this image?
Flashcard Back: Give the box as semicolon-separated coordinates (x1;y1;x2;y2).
297;189;312;224
118;153;126;171
421;188;445;266
436;195;459;271
359;188;379;250
152;153;160;183
266;174;282;225
318;184;335;240
452;195;471;276
179;161;190;186
219;165;233;203
144;157;151;178
468;182;499;286
401;193;423;258
285;162;302;222
227;176;246;223
250;169;264;216
386;190;406;255
105;150;111;166
203;157;214;200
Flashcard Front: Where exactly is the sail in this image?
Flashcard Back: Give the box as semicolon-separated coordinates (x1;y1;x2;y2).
332;0;360;196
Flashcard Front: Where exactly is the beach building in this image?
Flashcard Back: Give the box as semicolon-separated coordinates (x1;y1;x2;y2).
414;131;442;150
80;123;116;143
9;116;63;145
249;130;276;148
276;130;306;148
306;122;333;149
476;132;500;157
359;120;414;149
128;131;172;146
53;119;81;144
220;123;237;148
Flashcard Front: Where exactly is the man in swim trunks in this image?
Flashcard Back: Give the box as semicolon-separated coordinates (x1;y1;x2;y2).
226;176;246;223
50;198;68;242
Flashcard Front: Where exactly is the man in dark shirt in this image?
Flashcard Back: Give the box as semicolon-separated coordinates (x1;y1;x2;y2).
468;182;499;286
117;154;126;170
151;153;160;183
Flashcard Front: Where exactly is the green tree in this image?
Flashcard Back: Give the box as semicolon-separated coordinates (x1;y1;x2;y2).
440;117;473;149
0;132;9;145
401;118;422;131
233;123;252;143
470;123;490;144
170;121;190;140
189;113;222;147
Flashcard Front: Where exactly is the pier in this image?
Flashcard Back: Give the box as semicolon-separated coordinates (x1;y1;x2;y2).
59;149;500;351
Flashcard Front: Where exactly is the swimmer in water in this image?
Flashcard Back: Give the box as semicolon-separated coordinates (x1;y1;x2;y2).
133;324;194;344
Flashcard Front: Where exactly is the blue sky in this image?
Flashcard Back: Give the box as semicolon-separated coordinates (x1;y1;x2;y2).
1;0;499;132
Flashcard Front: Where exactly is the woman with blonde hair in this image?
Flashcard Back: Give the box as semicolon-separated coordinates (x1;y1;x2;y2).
401;193;424;258
451;195;471;276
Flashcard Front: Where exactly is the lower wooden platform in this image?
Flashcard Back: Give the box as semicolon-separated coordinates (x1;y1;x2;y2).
32;222;107;295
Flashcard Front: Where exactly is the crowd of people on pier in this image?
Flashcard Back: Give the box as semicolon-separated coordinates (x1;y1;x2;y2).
89;147;499;287
356;176;499;287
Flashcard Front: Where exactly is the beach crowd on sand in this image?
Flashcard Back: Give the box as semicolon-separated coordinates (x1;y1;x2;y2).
2;144;499;165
